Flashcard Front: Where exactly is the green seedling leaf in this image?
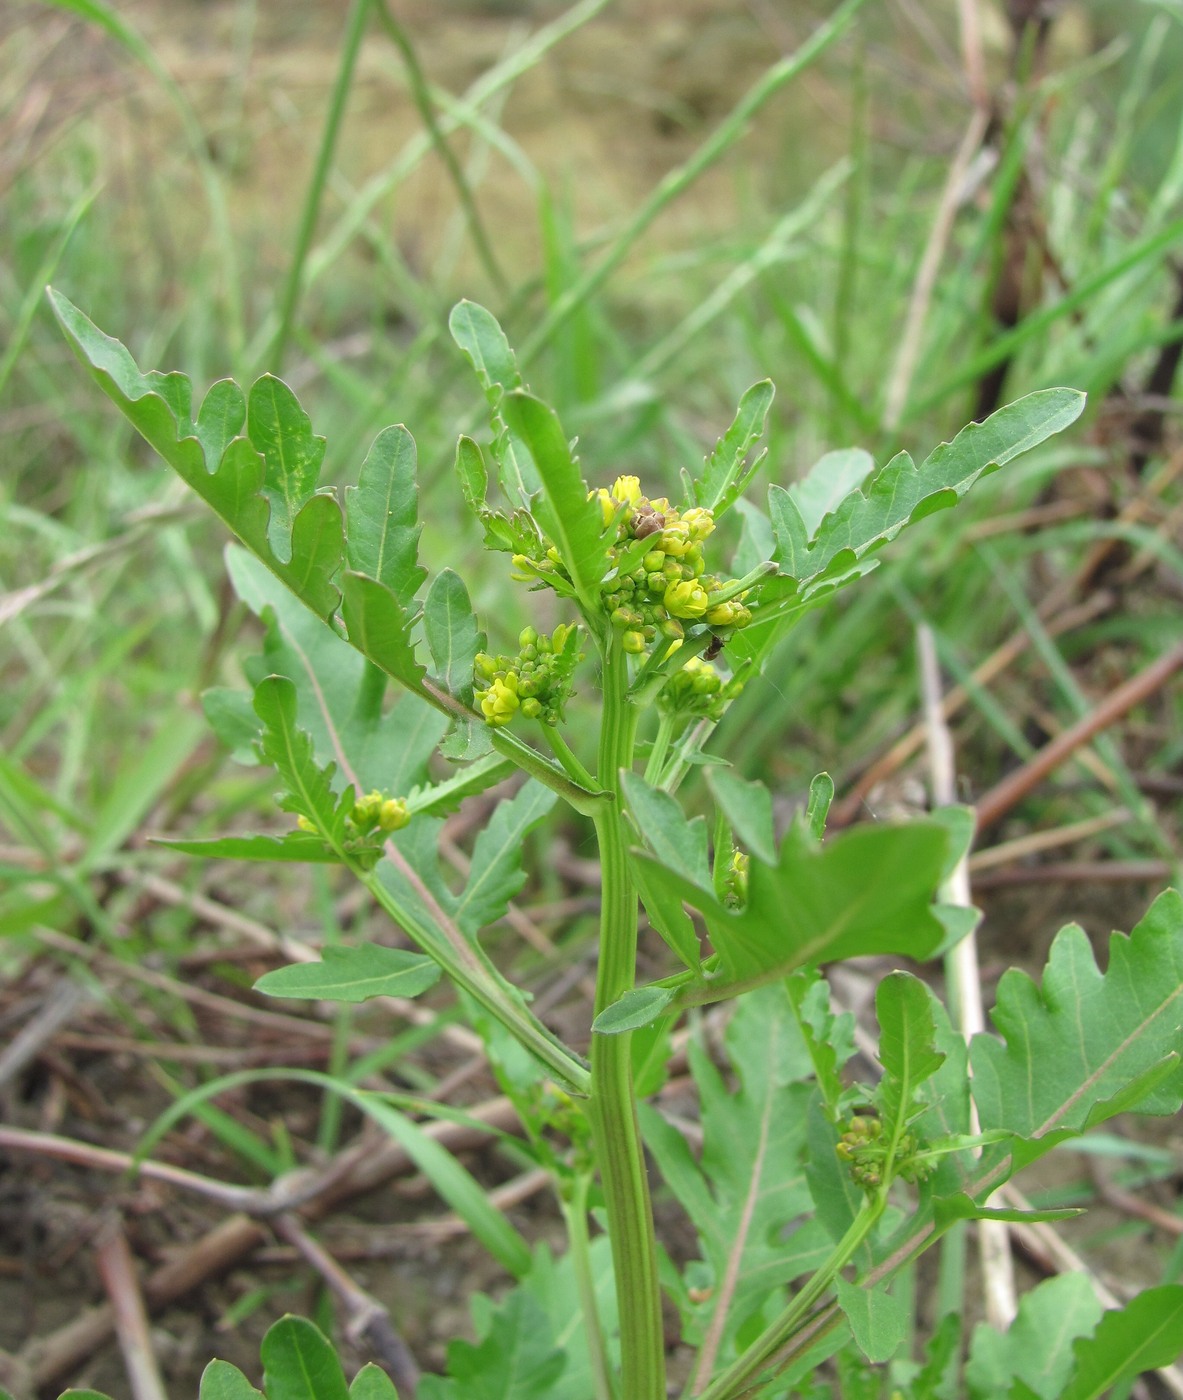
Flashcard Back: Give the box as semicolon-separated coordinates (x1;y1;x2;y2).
349;1364;399;1400
805;772;834;839
769;389;1085;587
685;379;775;517
345;424;426;608
156;833;341;863
54;1393;116;1400
199;1359;266;1400
591;984;676;1034
418;1290;566;1400
640;987;829;1369
633;818;953;1005
247;374;326;563
707;768;775;864
834;1278;907;1364
1059;1286;1183;1400
424;569;484;705
49;290;343;618
789;447;874;538
500;390;611;613
254;944;441;1002
966;1274;1102;1400
971;890;1183;1156
261;1316;350;1400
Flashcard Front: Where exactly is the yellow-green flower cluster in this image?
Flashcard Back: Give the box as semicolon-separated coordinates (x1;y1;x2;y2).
596;476;753;656
723;848;749;907
474;624;579;728
295;790;411;866
657;654;745;723
836;1115;934;1192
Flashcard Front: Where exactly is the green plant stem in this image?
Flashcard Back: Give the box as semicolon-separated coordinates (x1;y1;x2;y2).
560;1174;616;1400
589;636;666;1400
269;0;372;371
544;724;599;791
643;711;677;786
696;1193;885;1400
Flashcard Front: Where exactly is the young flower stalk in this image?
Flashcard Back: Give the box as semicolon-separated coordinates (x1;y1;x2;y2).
472;473;759;1400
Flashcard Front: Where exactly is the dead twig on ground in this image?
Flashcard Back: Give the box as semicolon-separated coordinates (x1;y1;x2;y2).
94;1216;170;1400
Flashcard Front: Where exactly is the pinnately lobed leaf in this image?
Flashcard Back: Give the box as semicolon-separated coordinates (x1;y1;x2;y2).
970;890;1183;1146
48;289;344;619
769;388;1086;585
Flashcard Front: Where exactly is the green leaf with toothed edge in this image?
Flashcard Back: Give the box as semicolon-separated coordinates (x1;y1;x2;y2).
684;378;775;517
227;547;445;798
1058;1286;1183;1400
48;289;343;619
345;424;426;608
339;571;428;693
970;889;1183;1156
500;389;612;612
425;568;485;707
770;389;1086;586
246;373;326;563
254;944;441;1003
639;987;830;1367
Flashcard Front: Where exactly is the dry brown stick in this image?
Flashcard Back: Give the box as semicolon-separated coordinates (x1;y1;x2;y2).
831;591;1112;826
882;104;992;430
94;1217;170;1400
273;1215;420;1398
974;638;1183;833
968;807;1130;872
0;979;94;1091
973;859;1172;889
19;1097;521;1390
918;624;1017;1330
1088;1163;1183;1239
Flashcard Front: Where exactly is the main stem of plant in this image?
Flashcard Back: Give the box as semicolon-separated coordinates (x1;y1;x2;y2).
590;635;666;1399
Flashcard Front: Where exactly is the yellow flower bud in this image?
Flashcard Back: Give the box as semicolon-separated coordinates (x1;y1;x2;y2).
378;797;411;832
664;579;710;618
611;474;642;506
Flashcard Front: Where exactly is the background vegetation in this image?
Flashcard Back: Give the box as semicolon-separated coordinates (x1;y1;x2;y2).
2;0;1181;1394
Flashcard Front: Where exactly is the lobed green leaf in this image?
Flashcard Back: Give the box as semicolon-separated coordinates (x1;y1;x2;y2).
345;425;425;608
199;1360;266;1400
424;569;484;707
684;379;775;517
971;889;1183;1150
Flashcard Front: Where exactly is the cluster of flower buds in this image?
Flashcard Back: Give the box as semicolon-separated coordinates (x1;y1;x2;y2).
836;1114;934;1191
657;653;746;723
723;848;749;907
295;790;411;866
595;476;753;656
474;623;580;728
